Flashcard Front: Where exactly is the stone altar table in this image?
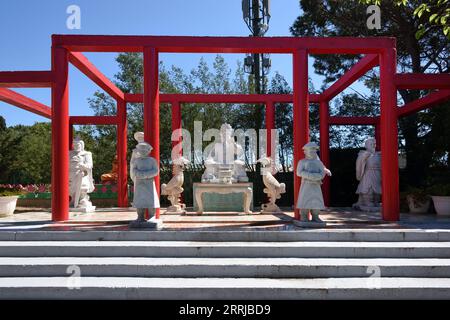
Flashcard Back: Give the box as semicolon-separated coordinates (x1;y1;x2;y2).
193;182;253;214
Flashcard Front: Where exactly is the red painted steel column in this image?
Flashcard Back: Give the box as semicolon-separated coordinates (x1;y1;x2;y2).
51;47;70;221
293;49;309;219
319;100;330;207
143;47;160;218
379;48;400;221
171;100;182;156
117;99;128;207
266;101;275;158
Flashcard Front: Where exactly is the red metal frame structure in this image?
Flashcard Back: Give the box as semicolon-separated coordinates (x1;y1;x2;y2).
0;35;449;222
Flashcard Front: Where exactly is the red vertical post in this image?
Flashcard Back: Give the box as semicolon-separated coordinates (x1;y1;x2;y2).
379;48;400;221
266;100;275;158
143;47;160;218
319;100;330;207
117;99;128;207
171;100;182;156
51;47;70;221
293;49;309;219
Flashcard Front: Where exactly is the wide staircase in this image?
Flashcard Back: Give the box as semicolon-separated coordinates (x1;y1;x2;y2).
0;229;450;299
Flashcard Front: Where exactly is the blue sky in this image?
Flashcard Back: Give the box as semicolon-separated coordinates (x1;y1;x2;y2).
0;0;368;126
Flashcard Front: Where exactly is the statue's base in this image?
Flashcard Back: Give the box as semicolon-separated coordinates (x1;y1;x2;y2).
193;182;253;212
70;206;96;213
352;204;381;212
165;205;186;214
261;203;283;213
129;218;163;230
293;220;327;228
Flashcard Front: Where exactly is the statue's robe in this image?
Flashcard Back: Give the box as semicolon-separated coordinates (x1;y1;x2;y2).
69;150;94;207
355;151;381;195
131;156;160;209
296;158;326;210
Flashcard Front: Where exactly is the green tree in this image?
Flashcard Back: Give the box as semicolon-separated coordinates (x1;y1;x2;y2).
0;116;6;132
268;72;293;172
359;0;450;39
0;122;51;184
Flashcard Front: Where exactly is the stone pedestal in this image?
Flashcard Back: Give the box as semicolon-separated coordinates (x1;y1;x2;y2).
129;217;163;230
193;182;253;214
70;205;96;213
293;220;327;228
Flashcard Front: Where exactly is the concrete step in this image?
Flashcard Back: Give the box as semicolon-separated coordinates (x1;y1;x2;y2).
1;277;449;299
1;241;450;258
1;257;449;278
2;230;450;242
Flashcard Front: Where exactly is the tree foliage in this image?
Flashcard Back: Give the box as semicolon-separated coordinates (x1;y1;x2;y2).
359;0;450;39
0;122;51;184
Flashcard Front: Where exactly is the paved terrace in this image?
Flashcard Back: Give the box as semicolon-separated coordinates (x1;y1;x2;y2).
0;207;449;231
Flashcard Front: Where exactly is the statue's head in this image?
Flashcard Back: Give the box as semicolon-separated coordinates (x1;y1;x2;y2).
136;142;152;157
365;138;376;153
173;156;190;170
257;156;271;167
220;123;233;141
134;132;144;143
73;137;85;152
303;142;319;159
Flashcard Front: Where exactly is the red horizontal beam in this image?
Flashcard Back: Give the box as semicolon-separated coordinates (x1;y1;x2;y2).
0;71;53;88
68;52;124;101
53;35;395;54
398;89;450;118
329;116;379;125
0;88;51;118
125;93;321;104
69;116;117;125
322;54;379;101
395;73;450;90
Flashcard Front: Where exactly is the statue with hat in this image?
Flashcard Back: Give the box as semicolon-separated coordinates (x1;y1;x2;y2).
295;142;331;227
69;137;95;212
129;138;161;229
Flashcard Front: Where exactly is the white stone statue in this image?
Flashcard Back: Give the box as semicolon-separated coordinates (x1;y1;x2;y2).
202;123;247;184
353;138;381;211
130;132;145;182
233;160;249;182
69;137;95;212
257;156;286;213
201;156;218;182
130;141;161;229
161;156;190;214
295;142;331;226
